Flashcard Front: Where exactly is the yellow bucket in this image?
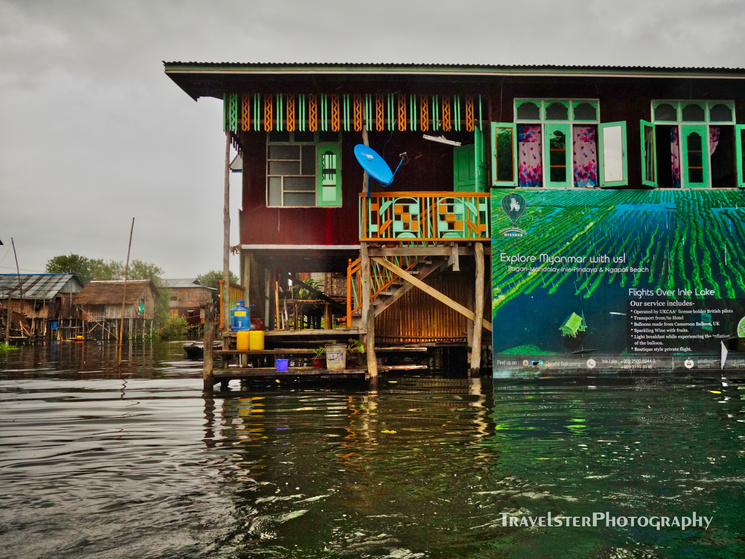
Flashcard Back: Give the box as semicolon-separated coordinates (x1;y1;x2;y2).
249;330;265;350
236;330;250;351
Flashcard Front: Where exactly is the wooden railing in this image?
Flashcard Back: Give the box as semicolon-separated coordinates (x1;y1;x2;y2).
346;250;425;327
359;191;490;242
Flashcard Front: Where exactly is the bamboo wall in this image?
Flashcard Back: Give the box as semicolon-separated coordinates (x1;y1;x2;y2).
375;271;473;344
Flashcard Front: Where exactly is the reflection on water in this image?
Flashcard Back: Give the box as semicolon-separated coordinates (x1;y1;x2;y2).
1;343;744;558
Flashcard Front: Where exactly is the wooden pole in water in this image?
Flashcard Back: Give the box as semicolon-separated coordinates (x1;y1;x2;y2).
360;124;378;385
222;131;231;338
118;218;135;365
470;241;485;378
203;304;214;392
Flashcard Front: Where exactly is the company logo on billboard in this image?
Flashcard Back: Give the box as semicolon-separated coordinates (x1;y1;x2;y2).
500;193;527;237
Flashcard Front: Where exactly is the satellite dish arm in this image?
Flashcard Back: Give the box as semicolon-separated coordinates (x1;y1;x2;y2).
389;152;408;184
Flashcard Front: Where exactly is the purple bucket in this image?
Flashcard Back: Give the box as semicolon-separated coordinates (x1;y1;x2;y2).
276;358;289;372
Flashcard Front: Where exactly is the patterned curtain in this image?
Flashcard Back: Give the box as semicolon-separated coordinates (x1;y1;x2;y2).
572;126;598;187
518;125;542;187
670;128;681;188
709;126;721;156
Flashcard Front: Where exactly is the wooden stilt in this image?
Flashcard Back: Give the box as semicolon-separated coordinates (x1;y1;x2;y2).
361;242;378;383
222;130;231;336
118;218;135;364
274;279;281;330
470;242;485;377
359;124;378;386
203;305;215;392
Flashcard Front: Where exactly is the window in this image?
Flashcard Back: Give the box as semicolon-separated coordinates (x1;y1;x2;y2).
492;99;626;188
267;131;342;207
645;100;739;188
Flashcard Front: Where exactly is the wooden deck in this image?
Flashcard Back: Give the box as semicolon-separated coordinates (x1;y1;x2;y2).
201;308;434;392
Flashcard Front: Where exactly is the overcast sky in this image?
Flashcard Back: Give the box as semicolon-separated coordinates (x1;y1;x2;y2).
2;0;745;278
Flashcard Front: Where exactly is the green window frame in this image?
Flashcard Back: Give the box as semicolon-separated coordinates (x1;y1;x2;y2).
267;131;342;207
317;144;342;206
647;101;739;188
572;100;599;122
544;122;571;188
544;100;570;122
737;125;745;188
474;125;488;193
507;99;607;189
680;124;710;189
490;122;518;187
598;122;628;188
640;120;657;187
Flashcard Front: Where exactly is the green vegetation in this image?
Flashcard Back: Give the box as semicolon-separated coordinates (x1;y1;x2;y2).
0;343;18;353
196;269;239;290
158;315;188;340
347;338;365;353
292;278;321;300
46;253;163;285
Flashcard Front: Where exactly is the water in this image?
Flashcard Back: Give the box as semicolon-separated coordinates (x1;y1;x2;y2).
1;342;744;558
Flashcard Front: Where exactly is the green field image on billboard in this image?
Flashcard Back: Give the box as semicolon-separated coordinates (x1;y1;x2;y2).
491;189;745;357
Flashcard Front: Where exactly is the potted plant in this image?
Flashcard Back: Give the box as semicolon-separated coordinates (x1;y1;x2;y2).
312;346;325;368
346;338;365;368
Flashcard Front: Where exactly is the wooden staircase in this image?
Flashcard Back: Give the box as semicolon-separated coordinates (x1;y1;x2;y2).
346;249;449;329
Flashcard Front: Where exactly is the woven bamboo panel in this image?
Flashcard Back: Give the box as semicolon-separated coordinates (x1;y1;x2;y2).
375;273;472;344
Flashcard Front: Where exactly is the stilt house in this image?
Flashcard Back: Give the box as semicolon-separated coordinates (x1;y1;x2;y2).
74;280;157;340
165;63;745;375
163;278;216;325
0;273;83;341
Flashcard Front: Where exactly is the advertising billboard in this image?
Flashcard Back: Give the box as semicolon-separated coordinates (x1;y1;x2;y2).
491;189;745;375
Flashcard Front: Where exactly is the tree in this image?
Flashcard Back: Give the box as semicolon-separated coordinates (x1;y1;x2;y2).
196;269;239;290
128;260;164;285
46;254;93;284
88;258;124;281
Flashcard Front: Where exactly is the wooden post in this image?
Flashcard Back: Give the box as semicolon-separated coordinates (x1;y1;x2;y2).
361;242;378;383
118;218;134;365
203;304;214;392
470;242;485;378
222;130;231;335
264;268;271;328
274;279;281;330
4;296;10;342
359;123;377;385
241;250;250;306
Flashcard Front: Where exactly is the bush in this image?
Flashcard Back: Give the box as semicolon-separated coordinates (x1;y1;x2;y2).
158;316;189;340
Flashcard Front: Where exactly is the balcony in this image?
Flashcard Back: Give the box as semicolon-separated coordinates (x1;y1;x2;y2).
359;192;490;242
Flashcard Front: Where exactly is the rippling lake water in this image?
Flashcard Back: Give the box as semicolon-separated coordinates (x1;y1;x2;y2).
1;342;743;558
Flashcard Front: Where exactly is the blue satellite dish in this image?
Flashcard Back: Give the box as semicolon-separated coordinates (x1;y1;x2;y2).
354;144;394;186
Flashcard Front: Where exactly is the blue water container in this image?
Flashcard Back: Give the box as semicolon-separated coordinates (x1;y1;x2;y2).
230;300;251;331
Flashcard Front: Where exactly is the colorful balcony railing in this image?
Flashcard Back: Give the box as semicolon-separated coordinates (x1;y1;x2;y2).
359;192;490;242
